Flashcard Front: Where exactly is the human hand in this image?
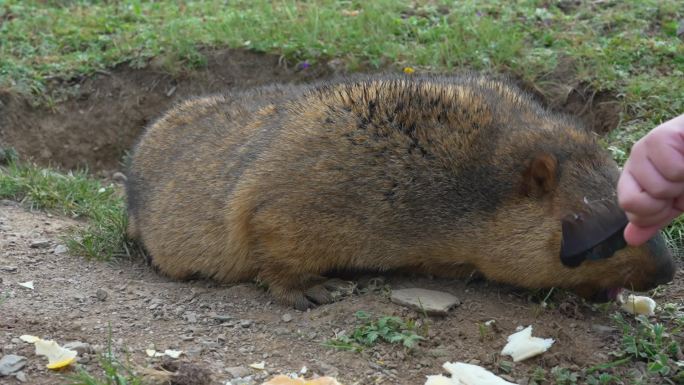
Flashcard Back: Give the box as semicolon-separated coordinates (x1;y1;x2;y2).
617;114;684;246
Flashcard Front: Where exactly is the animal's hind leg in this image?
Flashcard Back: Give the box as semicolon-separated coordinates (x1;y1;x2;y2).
257;262;349;310
143;247;200;281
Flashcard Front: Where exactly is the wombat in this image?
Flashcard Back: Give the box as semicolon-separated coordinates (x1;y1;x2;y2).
126;74;675;310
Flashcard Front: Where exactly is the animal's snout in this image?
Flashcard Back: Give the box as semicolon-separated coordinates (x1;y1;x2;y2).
647;235;675;287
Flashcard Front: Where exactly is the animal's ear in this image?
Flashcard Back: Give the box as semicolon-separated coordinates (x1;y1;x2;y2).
521;153;558;197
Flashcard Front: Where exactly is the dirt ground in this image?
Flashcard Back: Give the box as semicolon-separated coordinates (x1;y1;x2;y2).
0;49;680;385
4;201;681;385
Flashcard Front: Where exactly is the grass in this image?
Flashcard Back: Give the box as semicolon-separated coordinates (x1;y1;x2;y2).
0;157;132;260
609;311;684;381
68;329;143;385
1;0;683;241
325;311;424;352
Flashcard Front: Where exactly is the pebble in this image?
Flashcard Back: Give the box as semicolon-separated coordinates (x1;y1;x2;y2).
14;371;27;382
96;289;108;301
591;324;616;334
316;361;340;377
240;320;253;328
428;347;449;358
390;288;461;315
29;240;51;248
0;354;26;376
226;366;251;378
53;244;68;254
230;376;255;385
281;313;293;323
63;341;93;355
213;314;233;323
184;312;198;323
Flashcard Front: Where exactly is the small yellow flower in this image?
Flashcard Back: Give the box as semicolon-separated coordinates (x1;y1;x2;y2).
403;66;415;74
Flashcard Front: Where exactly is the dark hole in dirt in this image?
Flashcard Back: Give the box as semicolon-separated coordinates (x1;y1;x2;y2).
0;49;620;173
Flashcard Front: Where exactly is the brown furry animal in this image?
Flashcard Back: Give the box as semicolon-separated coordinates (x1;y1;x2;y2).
126;74;675;310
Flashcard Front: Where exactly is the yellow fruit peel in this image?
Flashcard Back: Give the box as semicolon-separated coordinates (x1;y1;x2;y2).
20;334;77;370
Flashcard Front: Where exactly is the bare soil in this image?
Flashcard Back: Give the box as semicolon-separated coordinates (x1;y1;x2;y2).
0;49;678;385
4;201;681;385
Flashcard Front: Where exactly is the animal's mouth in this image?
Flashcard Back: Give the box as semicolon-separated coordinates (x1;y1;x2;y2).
591;287;624;303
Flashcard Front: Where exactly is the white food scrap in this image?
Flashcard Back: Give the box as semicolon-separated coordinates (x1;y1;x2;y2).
621;294;656;316
501;326;554;362
424;362;518;385
145;349;183;358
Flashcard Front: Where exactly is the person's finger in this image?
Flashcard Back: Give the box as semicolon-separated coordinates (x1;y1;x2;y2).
628;151;684;199
643;126;684;183
618;164;669;216
624;208;682;246
624;222;662;246
627;202;678;227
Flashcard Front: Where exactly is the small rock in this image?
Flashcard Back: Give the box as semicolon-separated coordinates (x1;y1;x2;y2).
500;374;516;382
591;324;616;334
226;366;251;378
315;362;339;377
96;289;108;301
213;314;233;323
53;245;68;254
14;371;27;382
184;312;198;323
281;313;293;323
390;288;460;315
63;341;92;355
112;172;127;183
77;355;91;364
30;240;51;248
677;19;684;38
428;347;449;358
240;320;253;328
0;266;17;273
231;376;255;385
0;354;27;376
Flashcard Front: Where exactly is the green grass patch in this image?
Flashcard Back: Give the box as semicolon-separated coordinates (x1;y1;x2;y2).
325;311;424;352
0;157;132;260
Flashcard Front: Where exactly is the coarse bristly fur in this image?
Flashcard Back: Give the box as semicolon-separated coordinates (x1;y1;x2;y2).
126;74;675;310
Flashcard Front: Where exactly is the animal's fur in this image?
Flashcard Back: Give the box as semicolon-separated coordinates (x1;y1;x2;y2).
126;74;674;310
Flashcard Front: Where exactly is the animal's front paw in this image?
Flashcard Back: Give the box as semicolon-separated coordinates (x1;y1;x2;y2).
269;278;355;310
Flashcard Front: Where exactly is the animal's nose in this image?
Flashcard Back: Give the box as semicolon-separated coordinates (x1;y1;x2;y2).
652;257;675;286
647;235;676;286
